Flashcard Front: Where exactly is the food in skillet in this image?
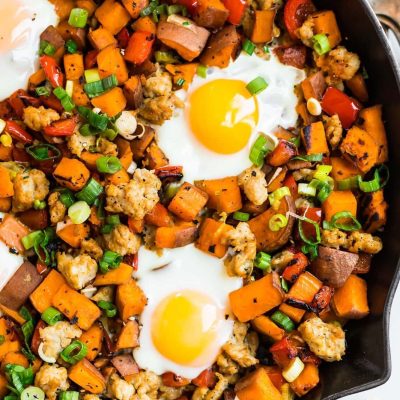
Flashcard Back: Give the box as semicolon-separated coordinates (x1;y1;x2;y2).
0;0;389;398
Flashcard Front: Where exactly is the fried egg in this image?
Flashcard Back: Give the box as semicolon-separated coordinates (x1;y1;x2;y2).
133;245;242;379
0;0;58;100
156;52;306;183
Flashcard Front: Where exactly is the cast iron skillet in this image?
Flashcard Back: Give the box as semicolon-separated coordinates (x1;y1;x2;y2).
305;1;400;399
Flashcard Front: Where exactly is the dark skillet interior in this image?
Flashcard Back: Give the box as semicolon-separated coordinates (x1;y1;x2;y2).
304;0;400;399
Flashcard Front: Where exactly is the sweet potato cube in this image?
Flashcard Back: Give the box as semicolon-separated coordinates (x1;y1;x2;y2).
301;121;329;155
168;182;208;221
97;46;129;84
155;222;197;248
94;263;133;286
312;10;341;49
0;318;21;361
69;358;106;394
229;273;284;322
301;71;326;100
331;157;361;181
116;279;147;321
95;0;131;35
57;222;90;248
250;10;276;44
145;203;173;227
290;362;319;397
193;0;228;29
115;320;139;350
251;316;285;342
322;190;357;222
287;272;322;303
332;275;369;319
0;166;13;198
64;53;84;80
91;87;127;117
279;303;306;324
52;284;101;330
88;27;117;50
53;157;90;191
79;324;103;361
121;0;149;18
236;368;282;400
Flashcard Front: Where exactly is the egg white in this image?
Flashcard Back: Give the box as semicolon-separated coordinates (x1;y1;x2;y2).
156;52;306;183
0;0;58;100
133;245;242;379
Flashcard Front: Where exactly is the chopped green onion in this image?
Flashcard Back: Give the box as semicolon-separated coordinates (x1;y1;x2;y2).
337;175;360;190
242;39;256;55
106;215;120;225
84;69;101;83
26;143;61;161
39;40;56;56
5;365;34;393
271;310;295;332
246;76;268;95
298;183;317;197
269;214;288;231
233;211;250;222
292;153;323;162
301;243;318;260
60;340;88;364
68;201;91;224
79;123;98;137
33;200;46;210
102;74;118;91
269;186;291;210
65;39;78;54
254;251;271;271
157;4;168;14
167;4;187;15
41;307;63;326
281;278;289;292
176;78;185;87
155;51;179;64
358;165;389;192
288;135;301;147
263;45;270;54
98;300;117;317
316;181;332;203
84;80;105;98
164;182;181;201
100;224;113;234
66;80;74;97
76;178;104;205
99;250;123;273
196;64;207;78
312;33;331;55
53;87;75;112
22;231;44;250
314;165;332;181
35;86;50;97
0;335;4;345
96;156;122;174
68;8;89;28
59;391;79;400
249;134;274;167
298;215;321;246
77;106;109;131
59;190;75;208
323;211;361;232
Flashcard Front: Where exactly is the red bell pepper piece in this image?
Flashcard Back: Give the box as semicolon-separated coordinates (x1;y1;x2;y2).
123;253;139;271
282;252;309;283
12;147;31;163
162;372;191;387
36;261;48;275
270;337;299;368
117;27;131;48
124;31;155;65
7;91;25;118
311;285;334;313
16;89;42;107
44;116;79;137
321;87;361;129
298;207;322;241
175;0;198;14
155;165;183;179
283;0;316;39
222;0;247;25
31;320;47;355
5;120;33;144
192;369;217;388
39;55;65;88
283;174;298;199
85;49;99;69
40;94;64;113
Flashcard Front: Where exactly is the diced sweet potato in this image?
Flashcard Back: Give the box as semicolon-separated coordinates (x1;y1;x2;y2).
250;10;276;44
53;157;90;191
0;318;21;361
97;46;129;84
312;10;341;49
279;303;305;324
331;157;361;181
72;80;90;107
165;63;198;90
64;53;84;80
80;324;103;361
301;121;329;155
116;279;147;321
290;362;319;397
194;177;242;213
143;142;169;169
91;87;127;117
287;272;323;303
88;27;117;50
346;73;369;103
115;320;139;350
193;0;229;28
362;190;388;233
301;71;326;100
0;214;30;254
229;273;284;322
124;75;143;109
168;182;208;221
121;0;149;18
145;203;173;227
69;358;106;394
95;0;131;35
93;263;133;286
57;222;90;248
322;190;357;221
251;316;285;342
157;17;210;61
332;275;369;319
200;25;240;68
155;222;197;248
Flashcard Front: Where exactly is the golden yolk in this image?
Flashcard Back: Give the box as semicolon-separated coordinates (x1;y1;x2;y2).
0;1;29;53
151;291;221;366
188;79;259;154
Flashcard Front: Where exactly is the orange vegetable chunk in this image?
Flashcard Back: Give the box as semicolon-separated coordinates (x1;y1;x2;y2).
69;358;106;394
322;190;357;222
236;368;282;400
116;279;147;321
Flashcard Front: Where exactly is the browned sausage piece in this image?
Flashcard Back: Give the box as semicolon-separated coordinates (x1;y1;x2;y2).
274;45;307;69
17;209;49;231
111;354;139;377
157;16;210;62
124;76;143;109
311;246;359;288
40;25;65;50
193;0;229;29
0;261;43;310
57;21;86;49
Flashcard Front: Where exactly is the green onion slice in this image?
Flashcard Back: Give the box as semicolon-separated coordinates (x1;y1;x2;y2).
246;76;268;95
21;386;45;400
337;175;360;191
26;144;61;161
280;278;289;293
155;51;178;64
314;164;332;181
269;186;291;211
249;134;274;167
254;251;271;271
59;391;80;400
323;211;361;232
76;178;103;205
233;211;250;222
39;40;55;56
99;250;123;274
242;39;256;55
77;106;109;131
41;307;63;326
59;189;76;208
60;340;88;364
35;86;50;97
312;33;331;55
292;153;323;162
291;213;321;246
68;8;89;28
271;310;295;332
196;64;207;78
358;165;389;192
269;213;288;231
298;183;317;197
96;156;122;174
68;201;91;224
98;300;117;317
65;39;78;54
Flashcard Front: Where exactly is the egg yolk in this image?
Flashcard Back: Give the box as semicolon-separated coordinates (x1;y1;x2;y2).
151;291;221;366
0;1;29;53
188;79;259;154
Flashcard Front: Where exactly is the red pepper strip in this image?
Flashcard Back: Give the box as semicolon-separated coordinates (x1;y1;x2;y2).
44;115;79;137
222;0;247;25
85;49;99;69
40;94;64;113
176;0;198;13
125;31;155;65
16;89;42;107
269;337;299;368
39;55;64;88
123;253;139;271
321;87;361;129
31;320;47;355
117;27;131;48
7;91;25;118
162;372;191;388
298;207;321;241
155;165;183;178
311;285;334;313
282;174;298;199
192;369;217;388
283;0;316;39
282;252;309;283
5;120;33;144
12;147;31;163
36;261;48;275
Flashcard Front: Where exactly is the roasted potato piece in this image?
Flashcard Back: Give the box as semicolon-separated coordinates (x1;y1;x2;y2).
193;0;229;28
